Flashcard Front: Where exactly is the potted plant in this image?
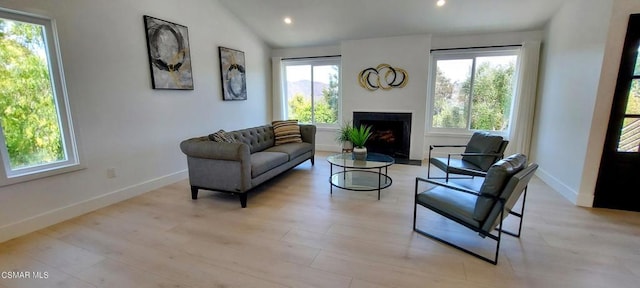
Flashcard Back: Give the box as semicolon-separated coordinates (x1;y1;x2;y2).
348;124;372;160
336;121;354;152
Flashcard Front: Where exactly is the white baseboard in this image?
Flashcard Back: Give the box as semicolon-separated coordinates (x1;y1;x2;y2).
0;170;188;243
535;167;579;205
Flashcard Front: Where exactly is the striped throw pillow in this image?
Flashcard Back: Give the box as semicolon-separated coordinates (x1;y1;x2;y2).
272;120;302;145
208;130;236;143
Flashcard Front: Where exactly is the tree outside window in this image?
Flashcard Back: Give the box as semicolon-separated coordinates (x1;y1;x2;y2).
283;57;340;125
0;9;78;184
431;50;518;133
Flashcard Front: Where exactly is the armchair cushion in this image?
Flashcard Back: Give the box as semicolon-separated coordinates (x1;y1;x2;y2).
473;154;527;221
462;132;504;171
430;158;485;177
417;186;479;228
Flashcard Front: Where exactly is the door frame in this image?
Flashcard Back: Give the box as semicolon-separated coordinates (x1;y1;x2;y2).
593;14;640;211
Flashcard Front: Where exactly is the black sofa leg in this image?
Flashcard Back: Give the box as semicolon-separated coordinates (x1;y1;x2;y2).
191;186;198;199
311;156;315;166
239;193;247;208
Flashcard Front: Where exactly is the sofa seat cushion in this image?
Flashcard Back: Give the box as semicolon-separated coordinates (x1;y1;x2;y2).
264;142;313;161
251;152;288;178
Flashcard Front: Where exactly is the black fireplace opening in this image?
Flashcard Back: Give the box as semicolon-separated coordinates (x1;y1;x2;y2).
353;112;420;165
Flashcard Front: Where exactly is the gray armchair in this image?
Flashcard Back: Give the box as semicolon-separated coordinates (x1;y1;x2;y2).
428;131;508;182
414;153;538;264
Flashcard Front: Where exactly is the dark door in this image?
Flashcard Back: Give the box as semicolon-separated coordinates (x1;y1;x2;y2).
594;14;640;212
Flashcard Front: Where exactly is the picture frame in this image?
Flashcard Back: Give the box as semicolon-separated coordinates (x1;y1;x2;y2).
218;46;247;100
143;15;194;90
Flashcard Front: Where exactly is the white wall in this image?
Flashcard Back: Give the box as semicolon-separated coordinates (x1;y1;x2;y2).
272;36;432;160
341;35;431;160
532;0;613;206
580;0;640;206
0;0;271;242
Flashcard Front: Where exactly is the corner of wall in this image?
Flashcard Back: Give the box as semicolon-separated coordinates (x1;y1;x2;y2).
535;166;578;205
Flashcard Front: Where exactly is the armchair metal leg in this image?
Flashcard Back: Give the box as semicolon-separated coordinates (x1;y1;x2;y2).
413;206;504;265
496;186;527;238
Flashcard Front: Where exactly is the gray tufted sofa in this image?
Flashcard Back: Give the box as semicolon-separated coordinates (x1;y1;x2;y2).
179;124;316;208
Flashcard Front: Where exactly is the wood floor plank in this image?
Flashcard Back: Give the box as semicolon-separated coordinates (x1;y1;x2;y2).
1;151;639;287
311;251;496;288
182;235;352;288
0;250;91;288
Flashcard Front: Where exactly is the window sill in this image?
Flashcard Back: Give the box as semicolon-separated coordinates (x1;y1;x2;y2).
0;163;86;187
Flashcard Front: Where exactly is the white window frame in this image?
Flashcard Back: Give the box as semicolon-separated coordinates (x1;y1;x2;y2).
0;8;81;186
427;47;521;137
281;56;342;128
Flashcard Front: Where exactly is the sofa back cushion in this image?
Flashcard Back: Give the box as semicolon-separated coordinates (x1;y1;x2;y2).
227;125;275;153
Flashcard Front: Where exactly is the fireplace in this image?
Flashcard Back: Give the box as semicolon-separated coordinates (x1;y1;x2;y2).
353;112;419;165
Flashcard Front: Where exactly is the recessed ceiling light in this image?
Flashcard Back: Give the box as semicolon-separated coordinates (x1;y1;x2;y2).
284;17;292;24
436;0;446;7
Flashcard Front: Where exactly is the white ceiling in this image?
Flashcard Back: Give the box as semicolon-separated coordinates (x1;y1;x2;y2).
217;0;570;49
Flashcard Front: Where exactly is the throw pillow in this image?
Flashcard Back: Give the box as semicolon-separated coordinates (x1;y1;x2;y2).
208;130;236;143
272;120;302;145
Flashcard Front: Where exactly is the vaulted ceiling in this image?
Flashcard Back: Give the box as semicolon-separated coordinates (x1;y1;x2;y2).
218;0;570;49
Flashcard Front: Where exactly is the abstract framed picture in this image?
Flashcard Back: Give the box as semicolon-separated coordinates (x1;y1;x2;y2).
219;46;247;100
143;15;193;90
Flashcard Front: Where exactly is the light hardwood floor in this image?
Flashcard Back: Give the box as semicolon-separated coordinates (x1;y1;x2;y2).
1;151;639;288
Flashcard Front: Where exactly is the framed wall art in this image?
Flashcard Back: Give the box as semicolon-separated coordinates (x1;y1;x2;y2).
218;46;247;100
143;15;193;90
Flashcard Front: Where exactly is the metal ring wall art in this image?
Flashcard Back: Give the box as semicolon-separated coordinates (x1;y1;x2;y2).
358;64;408;91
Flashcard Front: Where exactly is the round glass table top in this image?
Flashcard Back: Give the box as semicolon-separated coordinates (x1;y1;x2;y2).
326;152;395;169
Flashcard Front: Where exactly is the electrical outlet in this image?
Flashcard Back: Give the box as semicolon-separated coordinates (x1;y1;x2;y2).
107;168;116;179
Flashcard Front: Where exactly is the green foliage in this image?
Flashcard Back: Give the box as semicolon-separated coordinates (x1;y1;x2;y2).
469;62;514;130
627;80;640;114
348;125;372;148
433;60;515;131
288;93;312;123
432;68;468;128
0;19;64;169
322;66;339;117
288;92;338;125
335;120;353;143
288;65;339;125
635;53;640;76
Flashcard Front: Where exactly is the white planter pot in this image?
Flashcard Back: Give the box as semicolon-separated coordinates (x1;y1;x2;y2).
352;147;367;161
342;141;353;152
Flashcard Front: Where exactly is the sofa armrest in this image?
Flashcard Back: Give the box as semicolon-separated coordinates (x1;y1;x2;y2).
299;124;316;144
180;137;250;161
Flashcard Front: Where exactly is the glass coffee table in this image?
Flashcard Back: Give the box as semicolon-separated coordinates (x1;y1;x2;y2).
327;152;395;200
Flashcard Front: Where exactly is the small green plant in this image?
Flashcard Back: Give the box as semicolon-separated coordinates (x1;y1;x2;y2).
336;121;354;144
348;124;372;148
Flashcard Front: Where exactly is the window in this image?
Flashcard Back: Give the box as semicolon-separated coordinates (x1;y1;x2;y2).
616;45;640;152
428;48;520;135
0;9;79;185
282;56;340;126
